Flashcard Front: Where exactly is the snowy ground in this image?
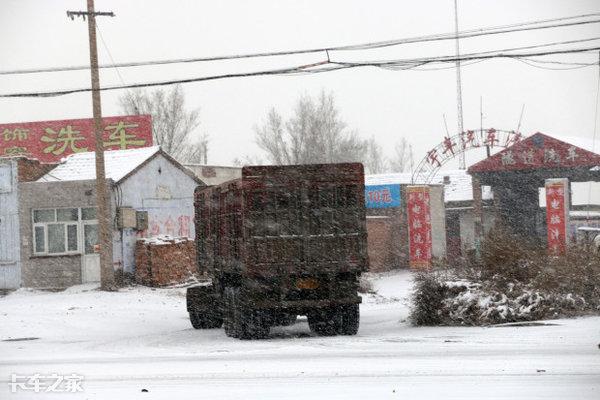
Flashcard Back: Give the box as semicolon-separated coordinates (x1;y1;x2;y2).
1;270;599;399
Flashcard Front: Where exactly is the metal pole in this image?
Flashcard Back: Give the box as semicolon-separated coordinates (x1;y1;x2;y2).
86;0;115;290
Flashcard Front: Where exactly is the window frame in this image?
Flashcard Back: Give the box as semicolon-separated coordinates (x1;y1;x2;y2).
32;207;97;256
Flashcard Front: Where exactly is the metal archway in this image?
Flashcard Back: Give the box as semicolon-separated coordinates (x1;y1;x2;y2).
411;128;523;184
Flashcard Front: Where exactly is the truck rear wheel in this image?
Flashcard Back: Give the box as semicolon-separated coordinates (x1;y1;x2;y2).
308;308;337;336
189;311;223;329
223;287;238;338
338;304;359;335
224;286;269;339
308;305;360;336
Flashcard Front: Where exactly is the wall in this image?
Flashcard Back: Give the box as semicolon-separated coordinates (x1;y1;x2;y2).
365;184;447;270
429;185;447;259
366;215;402;272
115;154;201;274
18;180;114;289
0;160;21;289
184;164;241;186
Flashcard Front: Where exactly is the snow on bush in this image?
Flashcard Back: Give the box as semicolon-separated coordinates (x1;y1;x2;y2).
410;227;600;326
410;272;593;326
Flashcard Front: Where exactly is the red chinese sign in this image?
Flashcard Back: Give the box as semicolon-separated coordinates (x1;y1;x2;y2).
469;132;600;173
407;186;433;269
0;115;152;163
545;178;569;255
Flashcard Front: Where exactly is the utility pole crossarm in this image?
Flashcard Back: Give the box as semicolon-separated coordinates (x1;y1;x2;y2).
66;11;115;20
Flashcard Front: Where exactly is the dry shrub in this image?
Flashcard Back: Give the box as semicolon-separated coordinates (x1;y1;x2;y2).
410;227;600;326
479;225;544;285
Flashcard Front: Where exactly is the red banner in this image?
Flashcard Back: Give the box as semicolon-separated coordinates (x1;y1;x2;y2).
407;186;433;269
0;115;153;163
545;179;569;255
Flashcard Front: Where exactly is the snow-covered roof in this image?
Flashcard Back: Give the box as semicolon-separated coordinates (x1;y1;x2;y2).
38;146;161;183
365;169;493;203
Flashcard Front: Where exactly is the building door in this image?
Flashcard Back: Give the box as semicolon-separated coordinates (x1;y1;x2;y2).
82;223;100;283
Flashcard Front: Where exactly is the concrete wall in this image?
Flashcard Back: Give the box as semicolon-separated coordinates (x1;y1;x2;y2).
0;159;21;289
115;154;201;274
18;180;114;289
429;185;447;259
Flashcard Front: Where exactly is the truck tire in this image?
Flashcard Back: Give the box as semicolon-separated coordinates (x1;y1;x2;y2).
232;287;269;340
189;311;223;329
337;304;359;335
223;287;238;338
224;287;269;339
308;305;359;336
307;308;338;336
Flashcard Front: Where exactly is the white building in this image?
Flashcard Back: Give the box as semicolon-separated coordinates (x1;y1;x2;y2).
15;146;203;288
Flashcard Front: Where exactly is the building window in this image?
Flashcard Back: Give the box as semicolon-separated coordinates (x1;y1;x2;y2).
32;208;97;256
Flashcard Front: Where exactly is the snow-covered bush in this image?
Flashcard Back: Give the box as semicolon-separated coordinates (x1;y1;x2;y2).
410;228;600;326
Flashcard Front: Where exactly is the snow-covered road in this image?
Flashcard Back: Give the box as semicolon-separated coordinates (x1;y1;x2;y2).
1;271;599;399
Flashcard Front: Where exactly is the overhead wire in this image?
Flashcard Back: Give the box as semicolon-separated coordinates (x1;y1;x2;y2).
96;21;126;86
1;13;600;76
2;45;599;98
513;58;597;70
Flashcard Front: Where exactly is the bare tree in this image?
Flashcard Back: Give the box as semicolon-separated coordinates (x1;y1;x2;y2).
363;136;388;174
119;85;209;164
255;91;367;165
388;137;414;173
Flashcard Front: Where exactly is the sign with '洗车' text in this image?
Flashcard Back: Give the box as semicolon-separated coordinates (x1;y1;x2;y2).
407;185;432;269
365;184;401;209
0;115;153;163
545;178;570;255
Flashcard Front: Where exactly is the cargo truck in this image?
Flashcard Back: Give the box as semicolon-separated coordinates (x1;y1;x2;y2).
186;163;368;339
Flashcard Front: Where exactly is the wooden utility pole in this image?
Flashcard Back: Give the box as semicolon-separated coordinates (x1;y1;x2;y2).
67;1;116;290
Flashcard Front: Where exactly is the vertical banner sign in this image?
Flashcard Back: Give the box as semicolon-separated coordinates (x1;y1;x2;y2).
545;178;569;255
407;185;433;269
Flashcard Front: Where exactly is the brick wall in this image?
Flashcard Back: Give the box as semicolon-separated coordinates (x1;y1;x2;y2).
135;237;197;286
366;207;407;271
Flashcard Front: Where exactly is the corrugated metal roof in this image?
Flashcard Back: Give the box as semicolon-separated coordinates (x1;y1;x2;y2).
38;146;160;183
365;169;493;203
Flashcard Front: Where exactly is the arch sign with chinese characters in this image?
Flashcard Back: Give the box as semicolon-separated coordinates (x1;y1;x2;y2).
412;128;522;183
0;115;152;163
467;132;600;173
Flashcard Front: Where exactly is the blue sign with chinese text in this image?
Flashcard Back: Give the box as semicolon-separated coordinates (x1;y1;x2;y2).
365;184;401;209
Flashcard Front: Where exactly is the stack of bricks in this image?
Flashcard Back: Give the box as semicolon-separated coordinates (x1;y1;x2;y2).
135;236;198;287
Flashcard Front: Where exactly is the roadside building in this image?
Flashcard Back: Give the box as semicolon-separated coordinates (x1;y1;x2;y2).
184;164;241;186
364;174;448;271
0;158;55;290
364;170;499;270
16;146;202;289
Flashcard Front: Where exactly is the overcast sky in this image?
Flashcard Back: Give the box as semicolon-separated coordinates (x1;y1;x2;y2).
1;0;599;169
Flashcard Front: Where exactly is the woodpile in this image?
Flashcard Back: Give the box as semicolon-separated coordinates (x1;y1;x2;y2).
135;236;197;286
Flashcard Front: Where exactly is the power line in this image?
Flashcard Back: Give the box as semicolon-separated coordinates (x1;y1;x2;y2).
2;45;598;99
514;58;597;70
95;21;126;86
1;13;600;76
335;37;600;67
